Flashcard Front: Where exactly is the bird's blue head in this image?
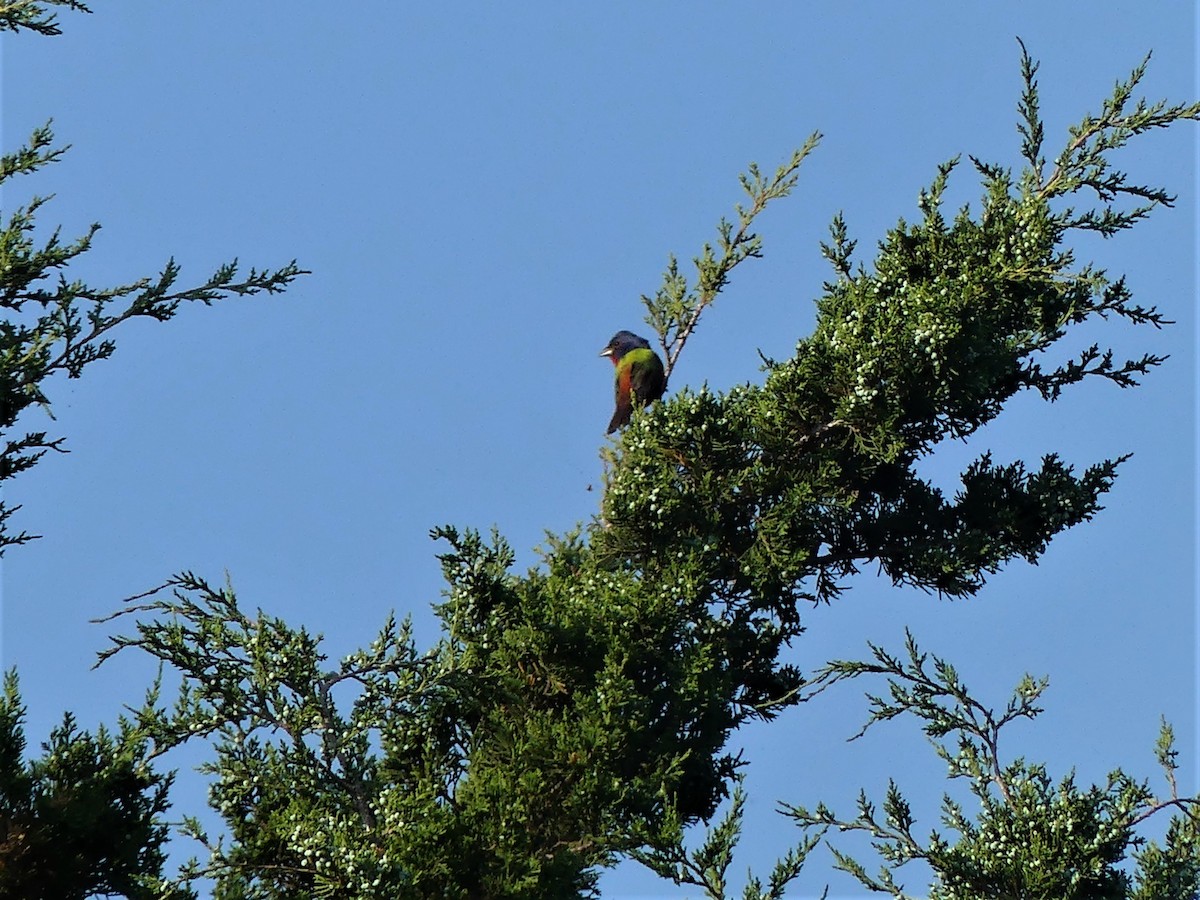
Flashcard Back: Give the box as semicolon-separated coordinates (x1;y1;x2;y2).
600;330;652;363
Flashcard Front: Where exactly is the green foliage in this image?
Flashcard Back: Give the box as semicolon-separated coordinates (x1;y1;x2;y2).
603;45;1199;625
0;671;187;899
645;134;822;377
631;777;825;900
0;113;305;551
2;11;1196;898
0;5;306;898
87;40;1198;900
784;634;1200;899
98;528;781;897
98;574;430;899
0;0;90;36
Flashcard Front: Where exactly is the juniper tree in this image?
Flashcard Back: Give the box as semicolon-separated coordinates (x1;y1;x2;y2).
93;36;1199;900
635;635;1199;900
0;671;191;900
0;5;303;551
0;2;304;895
779;633;1200;900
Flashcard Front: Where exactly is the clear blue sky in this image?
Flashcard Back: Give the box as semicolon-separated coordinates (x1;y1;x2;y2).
1;4;1195;897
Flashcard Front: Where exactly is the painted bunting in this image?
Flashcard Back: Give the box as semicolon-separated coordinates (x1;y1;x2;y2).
600;330;666;434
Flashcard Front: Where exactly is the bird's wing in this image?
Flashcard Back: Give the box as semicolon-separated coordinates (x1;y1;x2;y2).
629;350;666;404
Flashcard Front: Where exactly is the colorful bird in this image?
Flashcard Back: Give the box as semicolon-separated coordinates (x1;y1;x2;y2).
600;330;666;434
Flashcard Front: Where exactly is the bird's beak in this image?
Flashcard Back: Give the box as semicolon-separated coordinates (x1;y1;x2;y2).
599;347;613;358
